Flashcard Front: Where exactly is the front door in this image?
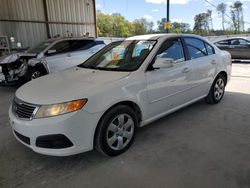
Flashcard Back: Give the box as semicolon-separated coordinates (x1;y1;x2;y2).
146;38;192;119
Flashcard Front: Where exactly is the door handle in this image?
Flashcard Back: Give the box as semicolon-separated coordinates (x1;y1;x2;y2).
211;60;216;65
67;54;72;57
182;67;190;73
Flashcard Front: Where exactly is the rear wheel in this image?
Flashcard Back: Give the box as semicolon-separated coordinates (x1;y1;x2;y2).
206;74;226;104
95;105;138;156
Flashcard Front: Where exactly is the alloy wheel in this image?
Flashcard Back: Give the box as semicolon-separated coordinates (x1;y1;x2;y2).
106;114;135;151
31;71;41;80
214;78;225;101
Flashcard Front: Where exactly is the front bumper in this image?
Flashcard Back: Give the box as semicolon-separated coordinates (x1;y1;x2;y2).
9;107;102;156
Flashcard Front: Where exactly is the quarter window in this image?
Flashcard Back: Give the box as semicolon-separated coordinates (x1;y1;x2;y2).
184;38;207;59
205;43;214;55
156;38;185;63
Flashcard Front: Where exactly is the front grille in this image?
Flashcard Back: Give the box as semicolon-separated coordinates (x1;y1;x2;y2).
14;130;30;145
12;98;38;120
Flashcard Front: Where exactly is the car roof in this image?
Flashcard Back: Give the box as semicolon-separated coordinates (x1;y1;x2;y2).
215;37;250;43
44;37;99;43
126;33;207;41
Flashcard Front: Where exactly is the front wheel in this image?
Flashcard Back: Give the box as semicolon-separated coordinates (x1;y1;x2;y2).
206;74;226;104
94;105;138;156
28;68;45;81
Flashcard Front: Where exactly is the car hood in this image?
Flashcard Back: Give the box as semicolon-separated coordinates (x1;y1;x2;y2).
16;68;130;105
0;53;37;64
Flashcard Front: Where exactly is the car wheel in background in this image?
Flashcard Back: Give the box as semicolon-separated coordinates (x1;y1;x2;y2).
28;68;46;80
95;105;138;156
206;74;226;104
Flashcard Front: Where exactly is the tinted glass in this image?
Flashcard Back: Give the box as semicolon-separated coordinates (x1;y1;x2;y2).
184;38;207;59
95;41;105;45
230;39;249;46
157;38;185;63
217;40;229;45
49;41;71;55
205;43;214;55
27;41;53;54
70;40;95;51
79;40;156;72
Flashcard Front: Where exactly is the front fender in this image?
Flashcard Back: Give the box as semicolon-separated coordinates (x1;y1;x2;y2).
28;58;50;73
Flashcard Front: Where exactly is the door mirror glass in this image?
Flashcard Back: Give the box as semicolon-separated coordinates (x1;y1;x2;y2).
153;57;174;69
47;49;57;55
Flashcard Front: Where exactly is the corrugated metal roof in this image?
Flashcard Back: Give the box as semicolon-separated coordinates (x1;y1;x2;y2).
0;0;96;48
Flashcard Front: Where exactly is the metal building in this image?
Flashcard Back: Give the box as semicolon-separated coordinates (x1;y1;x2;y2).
0;0;97;48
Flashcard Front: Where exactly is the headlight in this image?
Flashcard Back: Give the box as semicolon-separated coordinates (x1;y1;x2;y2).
35;99;87;119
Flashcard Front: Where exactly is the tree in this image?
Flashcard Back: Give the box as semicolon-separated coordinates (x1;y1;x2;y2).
217;3;227;31
193;13;210;35
157;18;167;33
171;22;190;33
207;9;213;31
97;11;133;37
230;1;244;33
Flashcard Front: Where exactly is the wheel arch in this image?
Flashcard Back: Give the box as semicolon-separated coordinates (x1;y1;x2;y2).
93;100;142;154
30;63;48;75
216;71;228;85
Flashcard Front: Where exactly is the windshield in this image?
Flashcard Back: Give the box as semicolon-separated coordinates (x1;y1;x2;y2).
27;41;53;54
78;40;157;72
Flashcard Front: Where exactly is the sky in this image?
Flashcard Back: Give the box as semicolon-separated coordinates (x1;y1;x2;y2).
95;0;250;30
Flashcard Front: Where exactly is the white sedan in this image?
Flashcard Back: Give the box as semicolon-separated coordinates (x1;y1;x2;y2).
9;34;232;156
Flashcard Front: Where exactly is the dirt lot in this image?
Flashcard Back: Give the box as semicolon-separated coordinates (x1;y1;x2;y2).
0;63;250;188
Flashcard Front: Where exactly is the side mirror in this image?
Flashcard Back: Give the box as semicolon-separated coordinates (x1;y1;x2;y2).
153;57;174;69
47;49;57;55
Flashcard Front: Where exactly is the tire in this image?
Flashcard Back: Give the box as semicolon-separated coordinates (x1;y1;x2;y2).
28;68;45;81
206;74;226;104
94;105;138;156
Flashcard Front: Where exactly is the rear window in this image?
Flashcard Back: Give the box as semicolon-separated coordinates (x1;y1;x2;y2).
70;40;95;51
216;40;229;45
184;38;207;59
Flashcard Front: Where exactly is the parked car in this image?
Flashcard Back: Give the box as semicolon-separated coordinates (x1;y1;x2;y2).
214;37;250;60
0;37;105;85
9;34;232;157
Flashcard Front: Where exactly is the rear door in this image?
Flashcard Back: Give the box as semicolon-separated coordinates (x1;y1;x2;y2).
215;39;230;51
183;37;217;97
229;39;250;59
45;40;72;73
65;40;104;67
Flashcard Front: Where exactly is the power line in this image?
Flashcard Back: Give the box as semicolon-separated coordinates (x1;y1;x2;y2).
204;0;250;25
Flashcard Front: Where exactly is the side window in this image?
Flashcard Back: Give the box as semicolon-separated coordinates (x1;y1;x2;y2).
70;40;95;51
48;41;71;55
156;38;185;63
184;38;207;59
205;43;214;55
238;39;248;45
217;40;229;45
230;39;240;45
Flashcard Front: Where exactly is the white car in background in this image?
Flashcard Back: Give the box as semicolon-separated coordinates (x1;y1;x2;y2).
0;37;105;84
9;34;232;157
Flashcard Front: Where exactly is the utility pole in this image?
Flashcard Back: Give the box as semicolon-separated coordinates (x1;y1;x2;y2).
166;0;170;33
